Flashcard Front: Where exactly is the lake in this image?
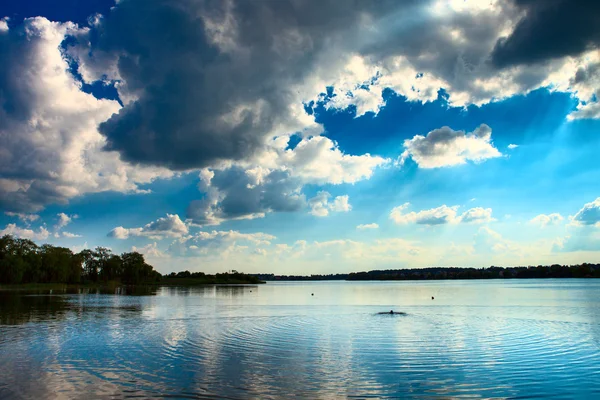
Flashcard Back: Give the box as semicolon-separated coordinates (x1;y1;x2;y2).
1;280;599;399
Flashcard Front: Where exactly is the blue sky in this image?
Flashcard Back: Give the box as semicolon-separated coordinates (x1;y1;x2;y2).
1;0;599;274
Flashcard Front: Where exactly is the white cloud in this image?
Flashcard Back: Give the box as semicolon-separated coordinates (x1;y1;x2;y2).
253;248;268;256
320;10;600;118
132;242;167;258
529;213;564;228
0;223;50;241
55;213;77;230
188;135;382;225
109;214;189;240
272;237;423;269
357;223;379;230
508;144;519;149
569;99;600;120
261;136;389;185
2;1;599;227
0;18;173;212
308;191;331;217
390;203;459;225
330;195;352;212
61;231;82;238
553;229;600;253
460;207;495;224
390;203;495;225
169;230;276;257
473;226;519;254
400;124;502;168
5;212;39;223
571;197;600;226
308;191;352;217
567;62;600;120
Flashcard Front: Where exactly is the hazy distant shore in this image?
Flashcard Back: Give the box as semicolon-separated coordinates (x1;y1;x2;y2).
253;263;600;281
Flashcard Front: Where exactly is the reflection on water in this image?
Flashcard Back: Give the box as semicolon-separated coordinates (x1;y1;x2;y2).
1;280;599;399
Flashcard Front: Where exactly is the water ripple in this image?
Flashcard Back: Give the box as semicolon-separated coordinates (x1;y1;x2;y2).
1;282;600;399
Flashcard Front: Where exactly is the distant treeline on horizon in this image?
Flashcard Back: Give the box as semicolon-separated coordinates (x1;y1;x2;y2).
253;264;600;281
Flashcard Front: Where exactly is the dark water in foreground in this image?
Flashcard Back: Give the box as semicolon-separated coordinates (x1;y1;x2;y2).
1;280;599;399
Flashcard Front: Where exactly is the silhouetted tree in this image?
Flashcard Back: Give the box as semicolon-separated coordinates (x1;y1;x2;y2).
0;235;162;285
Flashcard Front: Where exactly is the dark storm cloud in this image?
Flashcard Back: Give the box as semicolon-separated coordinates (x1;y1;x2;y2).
491;0;600;68
186;167;306;225
84;0;412;170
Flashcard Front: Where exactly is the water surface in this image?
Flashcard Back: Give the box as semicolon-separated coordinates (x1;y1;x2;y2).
1;280;599;399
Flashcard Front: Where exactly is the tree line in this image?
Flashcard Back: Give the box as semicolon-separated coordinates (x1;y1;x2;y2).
164;270;264;284
347;264;600;280
254;264;600;281
0;235;161;285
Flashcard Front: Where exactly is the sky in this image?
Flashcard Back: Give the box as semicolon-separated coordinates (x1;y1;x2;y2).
1;0;600;274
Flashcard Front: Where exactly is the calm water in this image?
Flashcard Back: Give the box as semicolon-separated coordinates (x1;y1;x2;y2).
1;280;599;399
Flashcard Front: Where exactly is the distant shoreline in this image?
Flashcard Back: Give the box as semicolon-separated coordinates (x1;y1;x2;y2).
253;263;600;281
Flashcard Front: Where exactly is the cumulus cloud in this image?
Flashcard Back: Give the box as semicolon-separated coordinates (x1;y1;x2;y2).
109;214;189;240
400;124;502;168
508;144;519;149
308;192;352;217
390;203;459;225
330;195;352;212
132;242;167;258
260;136;389;185
55;213;77;230
570;102;600;120
187;167;302;225
3;0;599;219
0;223;50;240
169;230;276;257
0;18;173;212
69;0;405;170
566;61;600;120
321;1;600;113
571;197;600;226
61;231;82;238
553;229;600;252
390;203;495;225
273;237;422;266
529;213;564;228
5;212;39;223
490;0;600;68
357;223;379;230
473;226;518;254
188;136;380;224
459;207;496;224
67;0;600;178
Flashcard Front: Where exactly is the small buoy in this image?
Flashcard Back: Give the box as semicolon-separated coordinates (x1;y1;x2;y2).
311;293;314;296
250;290;252;292
432;296;434;300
